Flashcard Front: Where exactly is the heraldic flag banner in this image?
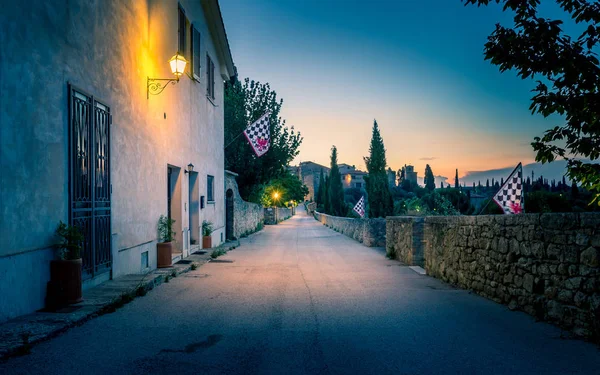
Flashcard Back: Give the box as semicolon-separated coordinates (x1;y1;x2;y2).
243;112;271;157
353;196;366;218
492;162;524;214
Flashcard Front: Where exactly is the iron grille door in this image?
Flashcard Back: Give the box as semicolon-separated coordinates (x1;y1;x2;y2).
69;85;112;280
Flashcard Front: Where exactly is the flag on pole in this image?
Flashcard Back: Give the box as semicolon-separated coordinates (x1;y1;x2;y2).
353;196;366;218
492;162;524;214
243;112;271;157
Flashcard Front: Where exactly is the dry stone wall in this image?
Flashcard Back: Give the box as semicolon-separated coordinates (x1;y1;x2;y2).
225;173;264;238
314;212;385;247
264;207;293;225
386;217;425;266
388;213;600;339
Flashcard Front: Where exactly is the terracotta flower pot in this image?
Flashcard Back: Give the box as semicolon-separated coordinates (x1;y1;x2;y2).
202;236;212;249
157;241;173;268
47;258;83;307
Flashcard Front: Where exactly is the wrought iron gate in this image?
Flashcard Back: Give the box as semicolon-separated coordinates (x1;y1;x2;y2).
69;85;112;280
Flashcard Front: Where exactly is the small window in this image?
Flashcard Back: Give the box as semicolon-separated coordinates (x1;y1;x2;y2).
207;175;214;202
356;183;362;188
206;54;215;99
191;25;201;80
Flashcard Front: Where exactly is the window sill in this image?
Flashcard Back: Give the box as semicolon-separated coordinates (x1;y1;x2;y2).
207;200;215;205
206;95;218;107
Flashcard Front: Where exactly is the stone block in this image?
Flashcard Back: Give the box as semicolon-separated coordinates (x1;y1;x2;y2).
546;244;561;260
574;292;588;308
575;233;590;246
564;277;582;290
523;273;535;293
544;286;558;299
557;290;574;303
580;247;599;267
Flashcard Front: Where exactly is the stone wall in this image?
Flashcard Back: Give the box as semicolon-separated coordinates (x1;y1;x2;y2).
314;212;386;247
264;207;293;225
386;217;425;266
225;173;264;239
387;213;600;339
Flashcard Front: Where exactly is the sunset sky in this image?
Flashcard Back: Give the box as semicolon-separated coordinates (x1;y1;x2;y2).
220;0;569;184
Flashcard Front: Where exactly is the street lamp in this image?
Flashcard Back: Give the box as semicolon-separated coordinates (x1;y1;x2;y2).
147;53;188;99
184;163;194;174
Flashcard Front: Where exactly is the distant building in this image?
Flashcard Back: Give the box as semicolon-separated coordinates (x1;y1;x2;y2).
387;168;396;188
405;165;418;185
338;164;367;191
297;162;330;201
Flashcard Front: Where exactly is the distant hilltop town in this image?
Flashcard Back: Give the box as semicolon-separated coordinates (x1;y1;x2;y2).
288;161;402;201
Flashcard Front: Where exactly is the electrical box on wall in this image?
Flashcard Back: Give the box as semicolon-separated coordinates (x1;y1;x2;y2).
201;196;205;209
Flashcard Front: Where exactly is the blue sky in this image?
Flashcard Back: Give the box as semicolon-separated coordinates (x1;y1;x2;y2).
220;0;570;182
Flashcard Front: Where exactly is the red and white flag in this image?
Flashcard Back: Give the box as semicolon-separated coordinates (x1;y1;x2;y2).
243;112;271;157
353;196;366;218
493;163;524;214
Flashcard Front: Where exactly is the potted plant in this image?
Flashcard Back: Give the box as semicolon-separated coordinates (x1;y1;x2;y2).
48;221;84;307
202;220;214;249
157;215;176;268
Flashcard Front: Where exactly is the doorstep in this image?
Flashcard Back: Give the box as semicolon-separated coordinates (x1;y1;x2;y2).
0;239;239;360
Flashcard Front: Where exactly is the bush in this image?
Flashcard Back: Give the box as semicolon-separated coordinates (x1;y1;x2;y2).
526;191;572;213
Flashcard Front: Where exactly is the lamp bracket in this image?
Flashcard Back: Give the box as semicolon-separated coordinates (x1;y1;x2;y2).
147;77;179;99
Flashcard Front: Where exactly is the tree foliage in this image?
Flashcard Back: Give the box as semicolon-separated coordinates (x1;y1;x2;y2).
454;169;459;189
224;76;303;201
464;0;600;204
424;164;436;191
364;121;393;218
258;173;308;207
316;169;326;208
327;146;347;216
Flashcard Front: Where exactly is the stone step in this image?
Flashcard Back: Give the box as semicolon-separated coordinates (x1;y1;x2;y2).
171;252;183;263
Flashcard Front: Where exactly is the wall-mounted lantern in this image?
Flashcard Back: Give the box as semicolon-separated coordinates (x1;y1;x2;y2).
147;53;188;99
184;163;194;174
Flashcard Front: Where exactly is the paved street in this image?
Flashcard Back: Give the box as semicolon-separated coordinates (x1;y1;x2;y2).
1;210;599;375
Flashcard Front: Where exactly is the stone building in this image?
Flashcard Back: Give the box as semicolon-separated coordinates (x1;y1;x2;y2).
0;0;235;322
297;162;330;201
339;164;367;191
405;165;418;185
387;168;397;188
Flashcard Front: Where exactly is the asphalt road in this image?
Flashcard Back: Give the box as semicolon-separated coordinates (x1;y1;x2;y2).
2;208;599;374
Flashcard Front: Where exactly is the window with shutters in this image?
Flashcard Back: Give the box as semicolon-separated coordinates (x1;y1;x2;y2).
206;54;215;99
178;5;190;60
191;25;201;81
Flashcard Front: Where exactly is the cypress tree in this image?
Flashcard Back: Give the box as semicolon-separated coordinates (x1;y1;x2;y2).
364;120;393;218
328;146;346;216
454;169;459;189
324;175;331;214
424;164;435;191
316;169;325;210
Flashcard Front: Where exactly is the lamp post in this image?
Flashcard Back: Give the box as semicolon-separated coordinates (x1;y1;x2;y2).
184;163;194;174
147;53;188;99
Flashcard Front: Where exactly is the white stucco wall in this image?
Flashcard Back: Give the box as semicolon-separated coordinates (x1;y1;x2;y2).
0;0;228;322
